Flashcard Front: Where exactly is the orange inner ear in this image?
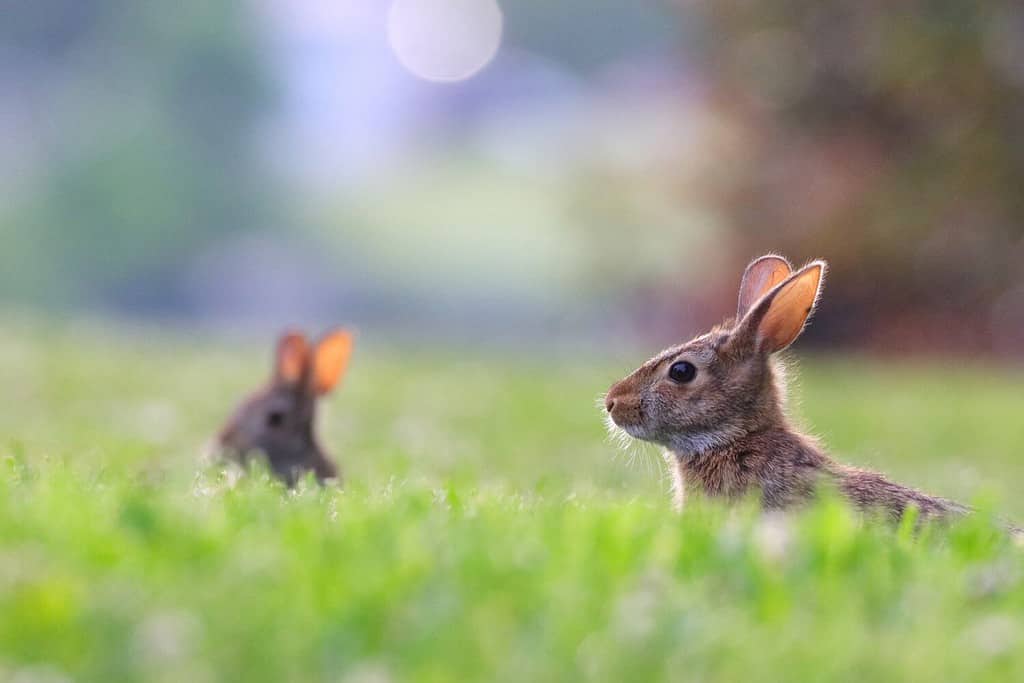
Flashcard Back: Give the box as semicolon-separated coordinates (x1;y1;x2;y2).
276;332;311;384
313;330;354;395
758;264;823;352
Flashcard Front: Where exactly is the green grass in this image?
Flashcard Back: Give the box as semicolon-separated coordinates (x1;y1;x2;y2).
1;321;1023;682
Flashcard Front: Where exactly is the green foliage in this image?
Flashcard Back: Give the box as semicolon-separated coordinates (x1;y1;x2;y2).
0;0;275;305
0;324;1023;681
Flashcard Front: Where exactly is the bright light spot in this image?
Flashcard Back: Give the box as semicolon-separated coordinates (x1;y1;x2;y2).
388;0;503;83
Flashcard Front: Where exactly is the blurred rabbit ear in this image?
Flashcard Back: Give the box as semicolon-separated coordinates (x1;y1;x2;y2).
312;329;354;395
274;331;311;385
737;255;792;319
732;261;826;354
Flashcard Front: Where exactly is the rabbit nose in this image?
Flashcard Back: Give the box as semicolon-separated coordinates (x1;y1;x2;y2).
218;424;238;447
605;378;631;413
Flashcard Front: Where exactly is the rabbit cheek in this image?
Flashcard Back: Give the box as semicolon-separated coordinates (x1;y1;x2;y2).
650;380;712;434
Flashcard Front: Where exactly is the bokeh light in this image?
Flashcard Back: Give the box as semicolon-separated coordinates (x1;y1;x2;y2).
387;0;504;82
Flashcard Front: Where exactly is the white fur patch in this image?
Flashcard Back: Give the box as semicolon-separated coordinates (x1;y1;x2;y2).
668;426;742;459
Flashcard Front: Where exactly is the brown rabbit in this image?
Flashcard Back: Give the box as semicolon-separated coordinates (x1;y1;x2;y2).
604;255;970;522
216;329;354;487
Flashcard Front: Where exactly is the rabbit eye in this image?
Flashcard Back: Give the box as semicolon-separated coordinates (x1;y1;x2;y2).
266;411;286;428
668;361;697;384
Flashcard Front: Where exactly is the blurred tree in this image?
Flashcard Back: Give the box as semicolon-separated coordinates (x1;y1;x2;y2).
0;0;275;308
504;0;685;73
693;1;1024;353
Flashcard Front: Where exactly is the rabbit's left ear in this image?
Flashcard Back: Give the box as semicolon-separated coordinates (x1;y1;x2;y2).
311;329;355;395
275;331;311;385
732;261;826;354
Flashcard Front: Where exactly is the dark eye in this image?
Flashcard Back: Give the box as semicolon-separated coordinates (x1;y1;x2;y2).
266;411;286;428
668;361;697;384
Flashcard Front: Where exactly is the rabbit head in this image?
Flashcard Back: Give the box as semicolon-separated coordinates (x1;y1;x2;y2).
216;329;354;486
605;256;826;457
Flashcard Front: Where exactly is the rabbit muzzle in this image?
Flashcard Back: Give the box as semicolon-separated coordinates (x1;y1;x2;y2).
216;422;243;453
605;382;647;436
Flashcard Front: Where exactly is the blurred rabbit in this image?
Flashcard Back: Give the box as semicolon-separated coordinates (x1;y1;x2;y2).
605;255;971;523
216;329;354;487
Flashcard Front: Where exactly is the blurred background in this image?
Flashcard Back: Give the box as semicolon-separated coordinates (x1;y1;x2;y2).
2;0;1024;354
5;7;1024;680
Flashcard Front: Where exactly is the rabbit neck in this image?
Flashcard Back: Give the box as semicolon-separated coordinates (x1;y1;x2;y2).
672;424;831;507
668;426;747;460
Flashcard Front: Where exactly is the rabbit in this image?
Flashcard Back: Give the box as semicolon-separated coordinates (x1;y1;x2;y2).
215;329;354;487
604;254;972;523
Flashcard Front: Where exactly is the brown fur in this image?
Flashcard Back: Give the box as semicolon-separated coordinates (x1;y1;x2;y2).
216;329;353;487
605;255;968;522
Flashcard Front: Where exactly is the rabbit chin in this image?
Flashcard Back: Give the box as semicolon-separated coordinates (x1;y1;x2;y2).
666;426;742;459
604;412;652;443
606;413;737;457
213;443;252;467
619;422;652;440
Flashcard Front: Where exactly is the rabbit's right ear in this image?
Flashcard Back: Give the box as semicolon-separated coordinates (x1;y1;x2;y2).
274;331;311;385
311;329;354;396
737;255;792;319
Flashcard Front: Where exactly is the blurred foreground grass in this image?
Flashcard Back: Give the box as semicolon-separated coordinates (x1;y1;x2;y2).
1;321;1023;681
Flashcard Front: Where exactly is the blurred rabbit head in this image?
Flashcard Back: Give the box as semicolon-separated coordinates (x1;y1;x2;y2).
216;329;354;486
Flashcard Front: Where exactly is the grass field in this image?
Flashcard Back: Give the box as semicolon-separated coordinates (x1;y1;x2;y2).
1;321;1023;682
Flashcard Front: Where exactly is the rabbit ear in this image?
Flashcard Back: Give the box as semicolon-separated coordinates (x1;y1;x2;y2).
734;261;826;354
274;331;311;385
311;329;354;395
737;255;792;319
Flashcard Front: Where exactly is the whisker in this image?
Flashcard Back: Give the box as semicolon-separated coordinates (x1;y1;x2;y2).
598;391;666;480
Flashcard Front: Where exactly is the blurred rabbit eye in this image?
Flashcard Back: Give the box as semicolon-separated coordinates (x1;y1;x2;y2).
266;411;286;428
668;361;697;384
